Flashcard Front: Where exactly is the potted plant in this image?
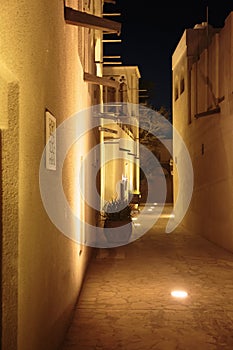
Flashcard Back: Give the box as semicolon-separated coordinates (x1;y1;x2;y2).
103;198;133;244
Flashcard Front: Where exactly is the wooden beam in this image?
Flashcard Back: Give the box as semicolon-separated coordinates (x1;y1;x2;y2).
103;13;121;16
84;72;119;89
195;106;220;119
65;7;121;35
102;39;122;43
103;56;121;58
103;62;122;65
99;127;118;134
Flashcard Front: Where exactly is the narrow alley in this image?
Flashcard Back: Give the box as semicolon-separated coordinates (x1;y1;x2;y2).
1;2;233;349
61;205;233;350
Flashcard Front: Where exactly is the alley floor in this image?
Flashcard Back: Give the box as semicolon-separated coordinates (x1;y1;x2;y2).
61;205;233;350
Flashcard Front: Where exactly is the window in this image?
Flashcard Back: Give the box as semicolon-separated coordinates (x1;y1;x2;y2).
174;75;179;101
180;76;185;94
174;85;179;101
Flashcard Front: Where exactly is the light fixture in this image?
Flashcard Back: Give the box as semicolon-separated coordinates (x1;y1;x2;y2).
171;290;188;298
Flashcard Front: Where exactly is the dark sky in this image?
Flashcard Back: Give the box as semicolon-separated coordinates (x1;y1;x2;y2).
103;1;233;112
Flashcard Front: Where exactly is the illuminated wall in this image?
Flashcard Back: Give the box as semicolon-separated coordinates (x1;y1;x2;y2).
172;12;233;251
102;124;137;202
102;66;141;204
0;0;102;349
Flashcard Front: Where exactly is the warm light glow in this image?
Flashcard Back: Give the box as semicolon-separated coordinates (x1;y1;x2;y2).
147;209;152;212
171;290;188;298
132;217;138;221
161;213;175;218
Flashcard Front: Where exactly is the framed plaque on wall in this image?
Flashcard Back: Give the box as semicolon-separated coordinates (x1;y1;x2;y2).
45;110;56;171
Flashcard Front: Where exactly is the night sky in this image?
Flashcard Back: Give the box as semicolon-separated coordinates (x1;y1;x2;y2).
103;1;233;113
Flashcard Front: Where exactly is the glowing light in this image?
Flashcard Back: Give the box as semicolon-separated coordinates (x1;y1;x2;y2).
134;223;141;227
161;213;175;218
147;209;152;212
153;203;158;205
171;290;188;298
132;217;138;221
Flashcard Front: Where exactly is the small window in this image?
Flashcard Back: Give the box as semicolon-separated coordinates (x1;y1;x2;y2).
180;77;185;94
119;82;127;102
174;85;179;101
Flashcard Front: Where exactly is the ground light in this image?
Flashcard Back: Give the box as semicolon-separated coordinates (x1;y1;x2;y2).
161;213;175;218
171;290;188;298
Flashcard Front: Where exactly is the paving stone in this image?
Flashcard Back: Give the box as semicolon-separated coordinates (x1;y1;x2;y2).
61;205;233;350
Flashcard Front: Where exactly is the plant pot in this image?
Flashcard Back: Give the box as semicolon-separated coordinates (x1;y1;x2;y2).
104;219;132;244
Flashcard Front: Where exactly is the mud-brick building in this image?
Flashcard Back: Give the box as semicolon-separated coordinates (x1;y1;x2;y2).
0;0;122;349
172;12;233;251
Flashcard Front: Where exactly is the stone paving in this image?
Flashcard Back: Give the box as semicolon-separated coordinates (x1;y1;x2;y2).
61;205;233;350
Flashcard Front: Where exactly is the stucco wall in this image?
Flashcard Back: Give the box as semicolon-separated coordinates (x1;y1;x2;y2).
172;13;233;252
0;1;95;349
0;63;19;350
172;50;190;210
102;66;141;202
103;124;136;202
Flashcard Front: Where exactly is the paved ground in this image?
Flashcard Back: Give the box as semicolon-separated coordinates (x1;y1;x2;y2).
61;205;233;350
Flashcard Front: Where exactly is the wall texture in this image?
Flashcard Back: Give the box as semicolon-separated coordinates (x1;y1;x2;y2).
172;13;233;252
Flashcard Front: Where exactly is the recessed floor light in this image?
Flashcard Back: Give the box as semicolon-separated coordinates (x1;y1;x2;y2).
171;290;188;298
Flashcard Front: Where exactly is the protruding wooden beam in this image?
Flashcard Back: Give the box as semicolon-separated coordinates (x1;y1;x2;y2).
104;0;116;3
65;7;121;35
102;39;122;43
103;13;121;16
103;62;122;65
103;56;121;59
84;72;119;89
195;106;220;119
99;127;118;134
